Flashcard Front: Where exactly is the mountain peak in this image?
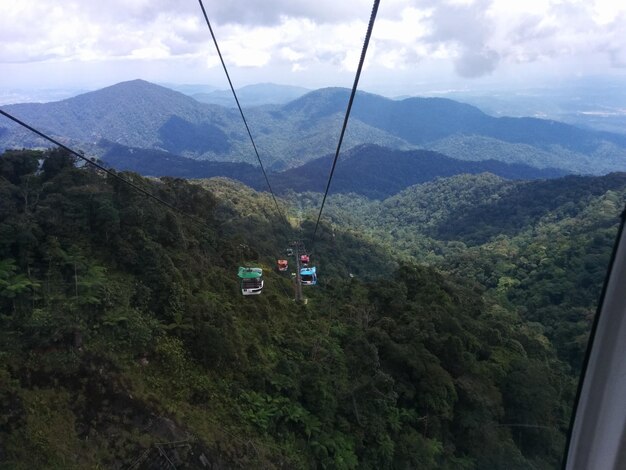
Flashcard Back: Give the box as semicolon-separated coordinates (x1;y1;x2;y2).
115;78;151;86
282;87;387;118
282;87;350;111
77;79;188;100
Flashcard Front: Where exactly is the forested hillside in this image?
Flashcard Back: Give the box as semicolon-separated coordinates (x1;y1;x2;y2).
0;149;580;469
301;172;626;370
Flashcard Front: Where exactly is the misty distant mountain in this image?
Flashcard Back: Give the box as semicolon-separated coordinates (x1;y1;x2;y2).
268;144;566;198
99;142;565;199
430;77;626;135
316;88;626;150
2;79;626;175
426;134;623;175
192;83;310;107
0;80;243;156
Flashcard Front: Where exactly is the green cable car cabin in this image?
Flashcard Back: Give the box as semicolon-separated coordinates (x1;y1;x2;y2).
238;267;264;295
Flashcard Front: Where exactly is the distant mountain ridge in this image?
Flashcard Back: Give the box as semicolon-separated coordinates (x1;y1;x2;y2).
269;144;566;198
99;142;565;198
319;170;626;254
192;83;310;107
99;141;261;187
2;79;626;174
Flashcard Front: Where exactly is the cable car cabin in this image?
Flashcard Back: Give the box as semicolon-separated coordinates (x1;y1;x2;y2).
300;254;310;266
238;267;264;295
300;267;317;286
277;259;288;272
286;248;294;257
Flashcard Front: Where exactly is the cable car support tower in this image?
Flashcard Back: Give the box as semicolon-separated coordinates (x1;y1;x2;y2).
291;241;304;304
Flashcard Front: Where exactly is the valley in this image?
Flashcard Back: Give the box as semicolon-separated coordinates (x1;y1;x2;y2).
0;145;623;468
3;0;626;465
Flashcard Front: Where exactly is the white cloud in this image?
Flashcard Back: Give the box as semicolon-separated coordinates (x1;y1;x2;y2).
202;0;371;26
0;0;625;91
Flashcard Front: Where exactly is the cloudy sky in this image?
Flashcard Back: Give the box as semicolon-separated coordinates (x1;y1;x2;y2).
1;0;626;99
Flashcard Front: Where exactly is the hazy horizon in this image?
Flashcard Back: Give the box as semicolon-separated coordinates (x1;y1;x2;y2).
3;75;626;135
2;1;626;102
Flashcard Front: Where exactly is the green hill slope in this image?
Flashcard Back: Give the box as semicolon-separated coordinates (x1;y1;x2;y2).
306;172;626;371
0;149;574;469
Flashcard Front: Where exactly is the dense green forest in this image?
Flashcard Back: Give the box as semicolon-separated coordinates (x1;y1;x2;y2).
0;149;619;469
293;172;626;371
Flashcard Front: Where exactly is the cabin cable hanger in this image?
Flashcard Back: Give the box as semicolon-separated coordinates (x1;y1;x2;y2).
198;0;298;300
0;109;207;227
197;0;287;225
310;0;380;248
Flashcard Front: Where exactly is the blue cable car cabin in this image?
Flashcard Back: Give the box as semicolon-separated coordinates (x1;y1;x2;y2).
300;266;317;286
238;267;264;295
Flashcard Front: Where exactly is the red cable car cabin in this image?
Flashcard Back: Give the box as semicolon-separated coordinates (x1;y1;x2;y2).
300;254;310;265
277;259;288;272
